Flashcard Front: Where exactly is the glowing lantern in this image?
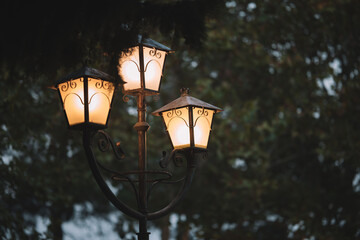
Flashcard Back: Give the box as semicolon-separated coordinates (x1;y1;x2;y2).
118;36;172;95
152;88;222;149
55;67;115;130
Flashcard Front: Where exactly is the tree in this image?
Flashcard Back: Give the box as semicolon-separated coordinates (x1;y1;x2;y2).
158;0;360;239
2;0;360;239
0;0;224;239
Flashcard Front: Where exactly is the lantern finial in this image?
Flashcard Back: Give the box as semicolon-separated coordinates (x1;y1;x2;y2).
180;88;190;96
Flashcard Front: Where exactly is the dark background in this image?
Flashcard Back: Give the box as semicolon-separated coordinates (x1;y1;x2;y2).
1;0;360;239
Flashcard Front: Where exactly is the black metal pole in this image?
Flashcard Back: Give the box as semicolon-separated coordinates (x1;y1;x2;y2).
134;92;150;240
134;44;150;240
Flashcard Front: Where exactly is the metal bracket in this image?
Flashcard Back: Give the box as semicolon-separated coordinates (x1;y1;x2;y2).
83;129;203;221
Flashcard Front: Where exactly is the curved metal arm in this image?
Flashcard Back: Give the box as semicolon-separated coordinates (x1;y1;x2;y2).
83;129;144;220
147;167;196;220
83;128;203;221
147;148;202;220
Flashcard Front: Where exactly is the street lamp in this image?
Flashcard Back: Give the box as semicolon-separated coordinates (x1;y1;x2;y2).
118;35;171;95
152;88;222;149
54;38;222;240
55;67;115;130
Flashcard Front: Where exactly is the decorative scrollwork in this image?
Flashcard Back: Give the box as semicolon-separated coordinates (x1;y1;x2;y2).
60;80;77;92
159;149;187;169
144;59;162;74
96;130;125;160
88;92;111;105
123;51;132;57
122;94;130;103
127;60;141;72
166;108;183;118
98;137;108;152
193;108;211;128
60;83;68;92
63;93;84;106
149;49;162;59
165;108;190;129
95;80;112;90
197;108;209;116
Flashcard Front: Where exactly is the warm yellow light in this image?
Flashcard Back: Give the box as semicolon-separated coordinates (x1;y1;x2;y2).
58;77;114;127
88;78;114;125
58;78;85;126
162;107;190;149
118;46;166;93
153;88;221;150
171;118;190;149
143;47;166;91
161;107;214;149
192;107;214;148
121;61;141;89
118;47;141;91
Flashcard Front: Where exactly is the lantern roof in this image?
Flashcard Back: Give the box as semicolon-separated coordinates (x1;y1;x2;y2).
152;88;223;116
54;66;115;87
138;35;172;52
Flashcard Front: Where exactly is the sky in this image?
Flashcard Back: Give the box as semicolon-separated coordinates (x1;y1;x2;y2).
35;208;178;240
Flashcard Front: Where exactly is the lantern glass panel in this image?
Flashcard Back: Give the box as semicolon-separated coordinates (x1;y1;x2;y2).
118;47;141;91
58;78;85;126
143;46;166;91
162;107;190;149
88;78;114;125
192;107;214;149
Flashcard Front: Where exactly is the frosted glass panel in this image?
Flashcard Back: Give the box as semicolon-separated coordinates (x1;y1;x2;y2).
192;107;214;149
88;78;114;125
58;78;114;127
143;46;166;91
58;78;85;126
162;107;190;149
118;47;141;91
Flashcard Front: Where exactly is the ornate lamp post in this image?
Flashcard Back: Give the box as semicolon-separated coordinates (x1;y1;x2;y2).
54;37;222;240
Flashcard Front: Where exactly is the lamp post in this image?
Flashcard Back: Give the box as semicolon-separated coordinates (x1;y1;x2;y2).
54;37;222;240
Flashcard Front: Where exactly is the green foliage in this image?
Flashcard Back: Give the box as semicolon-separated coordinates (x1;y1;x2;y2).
0;0;224;239
1;0;360;239
162;0;360;239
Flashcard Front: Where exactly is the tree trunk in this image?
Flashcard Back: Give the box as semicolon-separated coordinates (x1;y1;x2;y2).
161;215;170;240
48;209;63;240
176;220;190;240
181;224;189;240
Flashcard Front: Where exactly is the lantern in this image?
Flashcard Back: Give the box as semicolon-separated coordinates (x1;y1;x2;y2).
118;36;172;95
152;88;222;149
55;67;115;130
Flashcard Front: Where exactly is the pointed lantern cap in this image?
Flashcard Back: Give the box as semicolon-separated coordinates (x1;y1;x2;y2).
152;88;222;116
54;66;115;87
137;35;172;52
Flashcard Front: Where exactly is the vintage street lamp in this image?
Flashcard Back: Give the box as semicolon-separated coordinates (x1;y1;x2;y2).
118;35;171;95
54;38;222;240
152;88;222;150
54;67;115;130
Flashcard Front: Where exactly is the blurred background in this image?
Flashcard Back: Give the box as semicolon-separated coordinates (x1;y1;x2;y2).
1;0;360;239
